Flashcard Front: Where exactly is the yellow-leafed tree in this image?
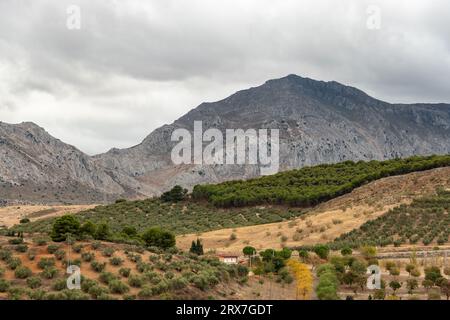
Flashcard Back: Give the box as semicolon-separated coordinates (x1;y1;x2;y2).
287;259;313;300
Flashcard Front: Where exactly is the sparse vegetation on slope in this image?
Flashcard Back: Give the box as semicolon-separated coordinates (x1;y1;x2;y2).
192;155;450;207
7;200;305;238
330;189;450;249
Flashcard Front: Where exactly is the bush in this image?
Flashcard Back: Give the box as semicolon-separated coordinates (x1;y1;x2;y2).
102;247;115;257
81;252;95;262
8;238;24;245
15;266;32;279
108;280;129;294
54;249;66;260
141;227;176;249
38;258;56;269
151;281;169;295
314;244;330;260
26;276;42;289
99;272;117;285
53;278;68;291
72;244;83;253
0;279;11;292
128;275;145;288
91;241;102;250
138;286;153;298
88;285;110;299
47;244;60;254
15;244;28;253
91;261;106;273
50;215;80;242
119;268;131;278
109;257;124;266
94;223;110;240
0;249;12;261
27;249;37;261
7;257;22;270
169;277;188;290
41;266;59;279
160;185;187;202
20;218;30;224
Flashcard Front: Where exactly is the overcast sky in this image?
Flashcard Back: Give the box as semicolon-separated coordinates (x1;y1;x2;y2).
1;0;449;155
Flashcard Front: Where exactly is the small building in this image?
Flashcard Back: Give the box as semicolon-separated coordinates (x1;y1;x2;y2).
217;253;240;265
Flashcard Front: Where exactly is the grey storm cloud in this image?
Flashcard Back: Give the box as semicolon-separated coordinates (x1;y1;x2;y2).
0;0;449;154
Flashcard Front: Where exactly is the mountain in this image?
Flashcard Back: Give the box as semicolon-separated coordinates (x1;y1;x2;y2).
94;74;450;192
0;122;154;204
2;74;450;204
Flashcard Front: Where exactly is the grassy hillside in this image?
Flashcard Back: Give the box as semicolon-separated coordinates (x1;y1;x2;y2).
330;189;450;249
0;237;248;300
192;155;450;207
8;200;304;237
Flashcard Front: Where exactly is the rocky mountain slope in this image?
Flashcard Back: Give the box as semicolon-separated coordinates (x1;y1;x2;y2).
0;122;154;204
94;74;450;192
1;74;450;204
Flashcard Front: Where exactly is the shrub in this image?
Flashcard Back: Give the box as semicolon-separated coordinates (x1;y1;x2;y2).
47;244;60;254
80;220;97;237
53;278;68;291
41;266;59;279
91;241;102;250
0;249;12;261
99;272;117;285
128;275;145;288
340;247;352;256
81;278;97;293
0;279;11;292
50;215;80;242
20;218;30;224
27;249;37;261
88;285;110;299
8;238;24;245
136;262;152;273
81;252;95;262
15;244;28;253
119;268;131;278
141;227;176;249
91;261;106;273
38;258;56;269
54;249;66;260
109;257;124;266
169;277;188;290
314;244;330;260
7;287;24;300
160;185;187;202
94;223;110;240
108;280;129;294
151;281;169;295
138;286;153;298
191;275;208;291
102;247;115;257
27;276;42;289
7;257;22;270
27;289;46;300
0;267;4;277
72;244;83;253
15;266;32;279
